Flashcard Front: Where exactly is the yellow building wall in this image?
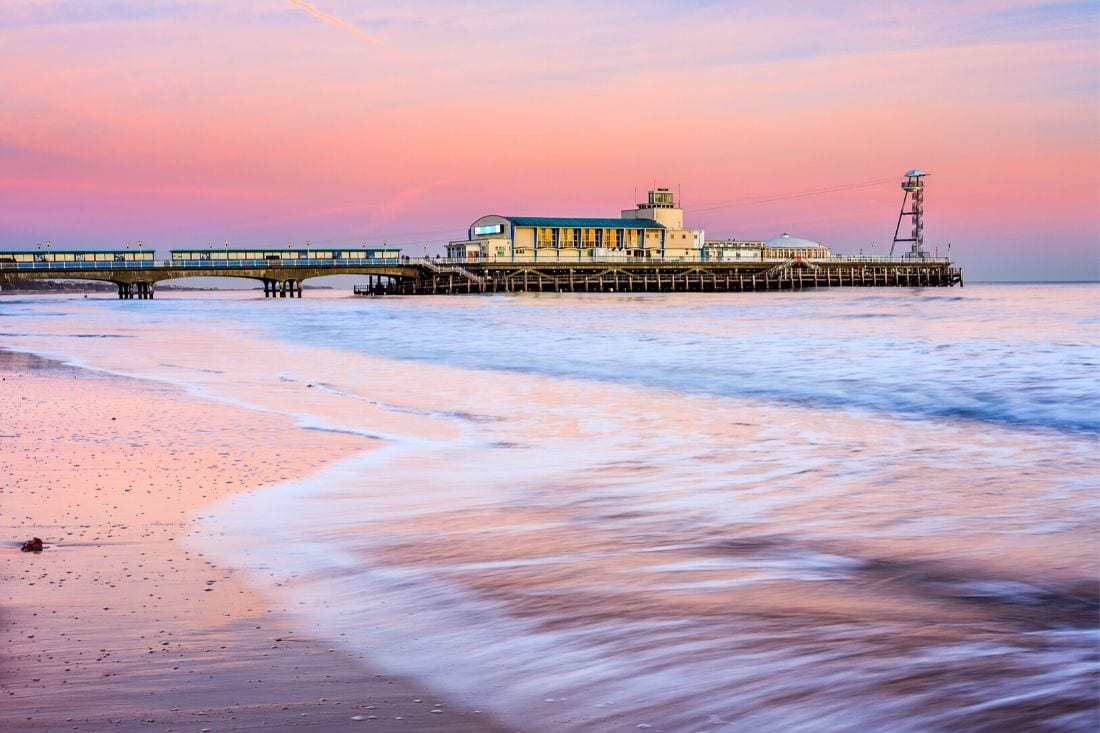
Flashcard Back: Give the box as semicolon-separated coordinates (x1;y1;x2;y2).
514;228;535;248
661;228;704;260
621;206;684;229
485;238;510;260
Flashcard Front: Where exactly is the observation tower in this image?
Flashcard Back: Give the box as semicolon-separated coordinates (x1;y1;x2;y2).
891;169;928;258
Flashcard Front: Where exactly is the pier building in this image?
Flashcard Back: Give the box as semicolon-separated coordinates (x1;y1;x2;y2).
447;188;704;262
762;234;831;259
448;189;833;263
168;247;401;265
701;240;764;261
0;249;155;266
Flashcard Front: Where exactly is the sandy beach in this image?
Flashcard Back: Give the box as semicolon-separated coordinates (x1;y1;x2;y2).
0;349;511;732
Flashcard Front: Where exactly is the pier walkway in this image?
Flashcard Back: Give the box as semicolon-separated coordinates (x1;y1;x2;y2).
0;256;962;299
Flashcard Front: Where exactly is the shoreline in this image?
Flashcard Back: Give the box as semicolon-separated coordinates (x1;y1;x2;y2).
0;349;511;732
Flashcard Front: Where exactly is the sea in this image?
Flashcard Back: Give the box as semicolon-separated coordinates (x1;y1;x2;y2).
2;283;1097;732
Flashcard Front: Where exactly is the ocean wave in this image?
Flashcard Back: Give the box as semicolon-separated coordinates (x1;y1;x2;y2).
249;285;1099;434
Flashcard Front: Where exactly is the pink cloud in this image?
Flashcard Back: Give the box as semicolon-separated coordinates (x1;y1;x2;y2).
0;1;1095;277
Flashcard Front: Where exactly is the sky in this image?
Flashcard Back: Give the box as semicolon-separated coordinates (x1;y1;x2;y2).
1;0;1097;280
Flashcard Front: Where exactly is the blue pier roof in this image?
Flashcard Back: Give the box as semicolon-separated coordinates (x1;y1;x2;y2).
506;216;665;229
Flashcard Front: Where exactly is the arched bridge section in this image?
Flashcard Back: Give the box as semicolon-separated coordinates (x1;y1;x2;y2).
0;264;425;299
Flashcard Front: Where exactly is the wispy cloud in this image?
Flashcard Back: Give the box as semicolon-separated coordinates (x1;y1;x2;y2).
284;0;411;61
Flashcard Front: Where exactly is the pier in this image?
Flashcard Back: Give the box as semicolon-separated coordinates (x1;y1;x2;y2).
0;260;415;299
0;256;961;298
393;258;962;294
1;174;967;298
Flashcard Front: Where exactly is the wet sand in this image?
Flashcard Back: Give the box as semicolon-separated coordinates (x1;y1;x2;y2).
0;350;511;732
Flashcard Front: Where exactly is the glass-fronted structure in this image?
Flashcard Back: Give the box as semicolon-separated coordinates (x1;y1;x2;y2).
0;250;155;268
169;248;401;265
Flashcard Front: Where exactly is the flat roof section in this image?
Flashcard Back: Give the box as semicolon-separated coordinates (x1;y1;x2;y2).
506;217;666;229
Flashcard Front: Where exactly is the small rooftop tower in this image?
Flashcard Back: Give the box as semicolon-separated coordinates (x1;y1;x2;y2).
891;169;928;258
645;188;677;209
623;187;684;228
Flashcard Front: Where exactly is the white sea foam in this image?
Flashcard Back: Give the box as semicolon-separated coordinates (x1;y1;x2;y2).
3;285;1098;731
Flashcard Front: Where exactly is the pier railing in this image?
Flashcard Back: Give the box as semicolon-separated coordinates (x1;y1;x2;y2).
0;254;955;271
417;258;485;285
0;260;159;270
431;255;955;266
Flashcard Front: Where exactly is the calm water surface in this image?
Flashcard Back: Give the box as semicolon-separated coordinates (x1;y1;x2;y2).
2;284;1097;731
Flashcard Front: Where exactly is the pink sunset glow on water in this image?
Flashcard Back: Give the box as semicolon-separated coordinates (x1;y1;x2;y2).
1;285;1097;731
1;1;1097;280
